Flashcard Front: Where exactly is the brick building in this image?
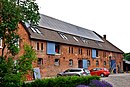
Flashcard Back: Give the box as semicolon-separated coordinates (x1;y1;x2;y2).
0;14;124;78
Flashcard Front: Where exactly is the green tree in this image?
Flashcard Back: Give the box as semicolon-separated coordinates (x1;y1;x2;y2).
124;53;130;61
0;0;40;86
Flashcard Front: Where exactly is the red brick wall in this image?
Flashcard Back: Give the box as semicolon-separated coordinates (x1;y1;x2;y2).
0;24;124;78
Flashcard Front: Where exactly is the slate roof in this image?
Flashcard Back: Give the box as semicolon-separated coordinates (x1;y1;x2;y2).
25;14;123;53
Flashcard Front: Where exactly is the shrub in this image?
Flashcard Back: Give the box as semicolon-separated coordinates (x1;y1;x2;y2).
23;76;100;87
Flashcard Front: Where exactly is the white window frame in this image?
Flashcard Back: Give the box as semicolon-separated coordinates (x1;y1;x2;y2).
0;38;2;48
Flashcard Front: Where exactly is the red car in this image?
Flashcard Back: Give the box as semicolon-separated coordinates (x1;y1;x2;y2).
90;68;110;77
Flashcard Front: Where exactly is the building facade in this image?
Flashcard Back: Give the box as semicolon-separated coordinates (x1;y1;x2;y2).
0;14;124;78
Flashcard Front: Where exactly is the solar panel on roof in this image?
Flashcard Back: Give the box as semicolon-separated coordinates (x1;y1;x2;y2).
38;14;104;42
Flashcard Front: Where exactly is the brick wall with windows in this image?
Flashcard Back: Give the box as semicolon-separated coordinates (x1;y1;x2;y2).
0;23;123;78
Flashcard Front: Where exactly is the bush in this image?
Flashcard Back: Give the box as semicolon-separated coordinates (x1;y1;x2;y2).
23;76;100;87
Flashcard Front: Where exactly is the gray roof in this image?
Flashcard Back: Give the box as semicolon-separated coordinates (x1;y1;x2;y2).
39;14;103;42
25;14;123;53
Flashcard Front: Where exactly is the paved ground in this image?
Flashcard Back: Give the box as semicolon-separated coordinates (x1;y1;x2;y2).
101;73;130;87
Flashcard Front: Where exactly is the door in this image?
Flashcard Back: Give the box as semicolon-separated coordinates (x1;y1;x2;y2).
111;60;116;73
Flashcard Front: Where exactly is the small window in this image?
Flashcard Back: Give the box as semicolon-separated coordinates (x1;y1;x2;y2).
96;50;98;57
31;27;37;33
69;47;71;53
78;48;80;54
78;48;82;55
35;28;42;34
41;43;43;50
81;38;88;43
87;49;88;56
36;42;39;50
71;47;73;54
54;59;60;66
69;59;73;66
96;60;99;66
73;36;78;42
31;27;42;34
104;61;106;66
87;60;90;66
37;58;43;66
0;38;2;48
55;44;60;54
59;33;68;40
103;52;106;57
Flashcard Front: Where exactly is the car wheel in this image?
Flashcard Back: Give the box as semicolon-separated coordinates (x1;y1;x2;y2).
100;73;104;77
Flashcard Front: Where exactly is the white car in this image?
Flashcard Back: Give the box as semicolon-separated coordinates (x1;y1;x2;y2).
57;68;91;77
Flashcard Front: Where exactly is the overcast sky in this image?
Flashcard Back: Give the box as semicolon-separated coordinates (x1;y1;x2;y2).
36;0;130;53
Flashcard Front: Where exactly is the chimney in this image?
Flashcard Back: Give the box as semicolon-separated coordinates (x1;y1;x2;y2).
103;35;106;39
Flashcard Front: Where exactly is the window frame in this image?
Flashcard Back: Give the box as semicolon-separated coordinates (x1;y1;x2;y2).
69;59;73;66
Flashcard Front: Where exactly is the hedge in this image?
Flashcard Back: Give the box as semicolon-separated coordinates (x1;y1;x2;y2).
23;76;100;87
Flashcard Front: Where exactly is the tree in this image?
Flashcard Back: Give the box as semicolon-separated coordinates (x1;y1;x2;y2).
124;53;130;61
0;0;40;86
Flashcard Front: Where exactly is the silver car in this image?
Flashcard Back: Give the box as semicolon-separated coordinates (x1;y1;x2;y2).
57;68;91;77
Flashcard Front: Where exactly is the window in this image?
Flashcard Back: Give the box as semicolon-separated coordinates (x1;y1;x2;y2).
0;38;2;48
35;28;42;34
31;27;41;34
59;33;68;40
69;47;71;53
41;43;43;50
37;58;43;66
71;47;73;54
54;59;60;66
31;27;37;33
104;61;106;66
87;49;91;56
55;44;60;54
81;38;88;43
87;49;88;56
95;41;102;47
36;42;39;50
96;50;98;57
47;42;60;55
78;48;82;55
103;52;106;57
69;59;73;66
81;49;82;55
92;49;96;58
87;60;90;66
73;36;78;42
96;60;99;66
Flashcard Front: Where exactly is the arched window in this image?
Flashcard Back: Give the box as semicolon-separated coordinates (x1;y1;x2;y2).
87;60;90;66
96;60;99;66
104;61;106;66
69;59;73;66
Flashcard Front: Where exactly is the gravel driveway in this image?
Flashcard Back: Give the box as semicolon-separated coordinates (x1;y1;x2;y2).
101;73;130;87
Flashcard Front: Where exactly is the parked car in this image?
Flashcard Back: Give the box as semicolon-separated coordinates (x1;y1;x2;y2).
57;68;91;77
90;68;110;77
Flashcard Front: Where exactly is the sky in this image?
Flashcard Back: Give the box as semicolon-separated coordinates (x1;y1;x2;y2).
36;0;130;53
